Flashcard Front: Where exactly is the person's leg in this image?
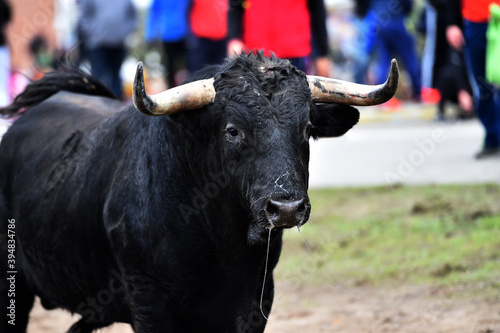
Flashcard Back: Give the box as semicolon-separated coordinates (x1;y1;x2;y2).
187;35;207;74
355;11;379;83
421;5;437;89
209;39;227;66
463;20;500;154
374;36;392;85
90;46;124;98
163;41;176;88
109;46;125;98
163;40;186;87
382;20;421;99
89;47;113;93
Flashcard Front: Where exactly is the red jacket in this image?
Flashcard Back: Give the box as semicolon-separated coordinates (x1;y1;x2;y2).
242;0;312;59
190;0;228;40
462;0;500;22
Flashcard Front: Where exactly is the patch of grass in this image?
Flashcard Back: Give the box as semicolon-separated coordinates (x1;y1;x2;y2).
275;184;500;298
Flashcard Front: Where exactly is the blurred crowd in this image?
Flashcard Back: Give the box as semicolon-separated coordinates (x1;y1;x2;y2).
1;0;500;157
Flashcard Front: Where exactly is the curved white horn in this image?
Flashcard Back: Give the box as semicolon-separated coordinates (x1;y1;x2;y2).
307;59;399;106
133;62;216;116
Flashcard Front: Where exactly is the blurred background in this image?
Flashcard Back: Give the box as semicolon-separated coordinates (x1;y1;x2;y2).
0;0;452;101
0;0;499;332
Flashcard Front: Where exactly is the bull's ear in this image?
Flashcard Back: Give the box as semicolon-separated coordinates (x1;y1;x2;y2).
310;104;360;139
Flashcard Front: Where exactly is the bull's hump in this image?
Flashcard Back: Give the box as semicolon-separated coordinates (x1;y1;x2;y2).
51;91;127;116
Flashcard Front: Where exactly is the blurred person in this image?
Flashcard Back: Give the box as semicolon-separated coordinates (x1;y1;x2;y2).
353;0;374;83
361;0;421;100
0;0;11;106
187;0;228;73
433;48;473;120
79;0;137;98
421;0;473;120
446;0;500;158
227;0;331;76
145;0;189;88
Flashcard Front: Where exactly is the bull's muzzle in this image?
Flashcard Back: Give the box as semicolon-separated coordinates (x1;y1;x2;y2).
264;197;310;228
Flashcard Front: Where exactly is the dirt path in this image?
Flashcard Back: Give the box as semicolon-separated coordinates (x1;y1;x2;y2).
266;283;499;333
26;282;499;333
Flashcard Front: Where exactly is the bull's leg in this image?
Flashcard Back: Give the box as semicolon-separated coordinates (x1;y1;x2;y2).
124;275;180;333
129;293;180;332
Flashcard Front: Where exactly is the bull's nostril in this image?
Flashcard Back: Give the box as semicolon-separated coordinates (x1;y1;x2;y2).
265;199;280;218
296;199;306;216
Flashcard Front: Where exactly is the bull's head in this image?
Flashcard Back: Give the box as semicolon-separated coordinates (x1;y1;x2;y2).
133;54;398;242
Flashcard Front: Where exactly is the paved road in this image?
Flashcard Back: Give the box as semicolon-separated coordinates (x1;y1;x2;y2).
309;118;500;187
2;110;499;188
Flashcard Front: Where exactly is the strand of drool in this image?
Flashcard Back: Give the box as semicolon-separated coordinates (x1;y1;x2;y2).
258;226;304;333
259;225;273;321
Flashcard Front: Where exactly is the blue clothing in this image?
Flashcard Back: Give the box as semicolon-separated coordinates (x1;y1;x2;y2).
79;0;137;98
463;20;500;149
289;57;307;72
187;36;226;74
359;1;420;98
145;0;189;43
373;14;421;97
79;0;137;49
366;0;412;21
89;46;125;98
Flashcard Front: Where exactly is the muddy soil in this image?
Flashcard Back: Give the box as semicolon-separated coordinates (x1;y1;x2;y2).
26;281;499;333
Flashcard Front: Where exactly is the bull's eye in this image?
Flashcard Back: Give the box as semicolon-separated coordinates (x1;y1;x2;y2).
225;124;242;143
228;128;239;137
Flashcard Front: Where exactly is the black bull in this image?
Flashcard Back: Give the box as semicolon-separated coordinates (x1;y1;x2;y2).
0;53;397;333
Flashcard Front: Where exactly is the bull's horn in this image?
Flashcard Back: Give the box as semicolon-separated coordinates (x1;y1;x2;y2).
133;62;216;116
307;59;399;106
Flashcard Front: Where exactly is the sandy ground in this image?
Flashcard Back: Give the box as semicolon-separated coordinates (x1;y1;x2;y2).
26;281;499;333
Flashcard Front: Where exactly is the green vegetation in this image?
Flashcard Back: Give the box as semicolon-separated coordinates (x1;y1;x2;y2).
276;184;500;298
